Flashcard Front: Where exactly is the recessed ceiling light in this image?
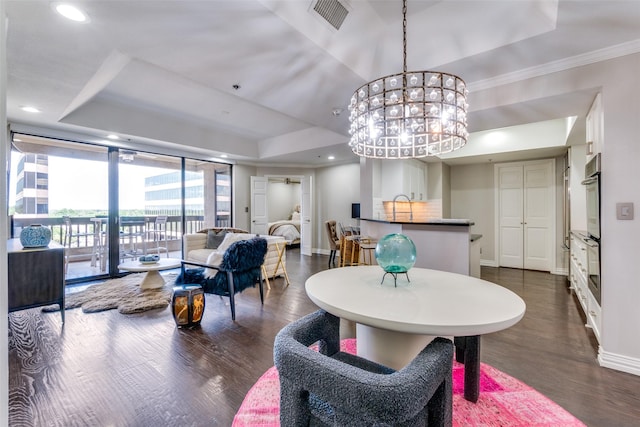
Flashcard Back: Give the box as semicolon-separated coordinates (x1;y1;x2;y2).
21;106;40;113
53;3;90;23
328;155;335;160
107;134;119;140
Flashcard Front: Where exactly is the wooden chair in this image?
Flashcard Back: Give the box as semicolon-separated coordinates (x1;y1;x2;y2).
339;227;361;267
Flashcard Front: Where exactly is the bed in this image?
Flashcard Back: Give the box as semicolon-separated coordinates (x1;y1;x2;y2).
267;220;301;245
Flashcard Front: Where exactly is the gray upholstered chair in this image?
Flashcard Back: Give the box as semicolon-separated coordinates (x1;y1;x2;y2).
274;310;453;426
324;220;341;268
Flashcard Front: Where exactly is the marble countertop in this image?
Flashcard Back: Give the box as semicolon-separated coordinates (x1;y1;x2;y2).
361;218;475;226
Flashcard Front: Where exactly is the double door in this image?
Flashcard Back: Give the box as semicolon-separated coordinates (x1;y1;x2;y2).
496;159;555;271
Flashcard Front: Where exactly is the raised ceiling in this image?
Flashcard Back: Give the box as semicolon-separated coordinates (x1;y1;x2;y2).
6;0;640;166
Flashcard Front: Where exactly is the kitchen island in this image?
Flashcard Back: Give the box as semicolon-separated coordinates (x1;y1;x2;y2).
360;218;480;276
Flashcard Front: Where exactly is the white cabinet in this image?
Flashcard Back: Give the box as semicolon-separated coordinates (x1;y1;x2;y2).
380;159;426;201
586;93;603;161
569;231;601;343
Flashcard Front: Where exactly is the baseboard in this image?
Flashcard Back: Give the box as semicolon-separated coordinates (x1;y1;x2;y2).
598;348;640;376
554;267;569;276
480;259;498;267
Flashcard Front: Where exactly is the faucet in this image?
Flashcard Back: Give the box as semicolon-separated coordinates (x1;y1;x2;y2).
392;194;413;221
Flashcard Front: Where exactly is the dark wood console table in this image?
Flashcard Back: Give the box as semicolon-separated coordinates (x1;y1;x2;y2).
7;239;65;322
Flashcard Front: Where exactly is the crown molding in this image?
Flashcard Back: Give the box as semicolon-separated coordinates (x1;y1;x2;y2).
469;39;640;92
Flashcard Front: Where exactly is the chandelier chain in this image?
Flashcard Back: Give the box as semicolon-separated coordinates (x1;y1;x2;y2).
402;0;407;74
347;0;469;159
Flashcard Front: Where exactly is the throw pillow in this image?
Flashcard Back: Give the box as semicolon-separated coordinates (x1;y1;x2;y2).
291;211;301;220
205;229;227;249
203;233;253;278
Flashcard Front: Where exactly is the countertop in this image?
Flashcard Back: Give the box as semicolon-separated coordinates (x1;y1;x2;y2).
361;218;475;226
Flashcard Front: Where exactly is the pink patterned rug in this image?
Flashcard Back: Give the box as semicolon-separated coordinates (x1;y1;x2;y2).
233;339;586;427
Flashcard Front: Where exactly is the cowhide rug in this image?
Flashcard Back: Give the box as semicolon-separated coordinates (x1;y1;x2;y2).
43;273;177;315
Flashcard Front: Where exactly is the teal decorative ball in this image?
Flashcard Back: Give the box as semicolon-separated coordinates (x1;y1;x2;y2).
375;233;416;273
20;224;52;248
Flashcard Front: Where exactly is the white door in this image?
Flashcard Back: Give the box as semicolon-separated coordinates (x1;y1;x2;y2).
301;176;312;256
496;160;554;271
250;176;268;235
498;166;524;268
523;162;553;271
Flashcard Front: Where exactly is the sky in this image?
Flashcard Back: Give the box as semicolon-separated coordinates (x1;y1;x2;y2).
9;152;171;212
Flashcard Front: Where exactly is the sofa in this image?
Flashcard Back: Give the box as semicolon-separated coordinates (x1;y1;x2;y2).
183;228;288;285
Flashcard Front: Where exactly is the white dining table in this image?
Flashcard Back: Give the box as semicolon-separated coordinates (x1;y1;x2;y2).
305;266;526;402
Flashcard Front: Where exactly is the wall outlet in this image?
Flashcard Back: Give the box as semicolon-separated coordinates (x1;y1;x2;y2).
616;202;634;220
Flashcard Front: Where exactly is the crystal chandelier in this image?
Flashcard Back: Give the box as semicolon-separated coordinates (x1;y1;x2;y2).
348;0;469;159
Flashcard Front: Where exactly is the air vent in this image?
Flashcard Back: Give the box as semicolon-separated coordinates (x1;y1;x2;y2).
312;0;349;30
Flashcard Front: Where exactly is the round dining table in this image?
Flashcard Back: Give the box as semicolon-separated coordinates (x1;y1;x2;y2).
305;265;526;402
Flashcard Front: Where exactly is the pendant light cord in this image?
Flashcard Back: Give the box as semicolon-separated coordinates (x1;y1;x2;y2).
402;0;407;74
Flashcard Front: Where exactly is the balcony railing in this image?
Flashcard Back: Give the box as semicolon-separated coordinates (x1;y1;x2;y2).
10;215;230;280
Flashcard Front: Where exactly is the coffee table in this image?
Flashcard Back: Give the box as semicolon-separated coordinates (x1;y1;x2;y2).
118;257;182;290
305;266;526;402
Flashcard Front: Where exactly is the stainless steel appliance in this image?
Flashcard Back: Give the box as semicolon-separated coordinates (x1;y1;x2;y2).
585;237;601;304
581;153;601;304
582;153;601;240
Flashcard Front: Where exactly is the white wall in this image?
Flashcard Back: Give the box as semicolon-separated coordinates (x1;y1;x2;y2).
470;52;640;374
450;163;496;263
1;2;9;424
314;163;360;253
597;54;640;369
267;181;300;221
232;164;256;232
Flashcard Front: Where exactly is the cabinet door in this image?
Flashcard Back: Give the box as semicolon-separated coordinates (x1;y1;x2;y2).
586;93;603;161
497;160;553;271
381;161;409;200
409;160;426;200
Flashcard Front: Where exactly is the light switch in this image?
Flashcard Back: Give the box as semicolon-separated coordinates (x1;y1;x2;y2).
616;202;634;220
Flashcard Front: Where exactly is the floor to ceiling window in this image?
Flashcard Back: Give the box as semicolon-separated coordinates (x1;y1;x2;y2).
184;158;232;231
117;151;182;271
8;133;232;283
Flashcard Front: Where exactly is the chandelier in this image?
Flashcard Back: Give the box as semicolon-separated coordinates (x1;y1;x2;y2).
348;0;469;159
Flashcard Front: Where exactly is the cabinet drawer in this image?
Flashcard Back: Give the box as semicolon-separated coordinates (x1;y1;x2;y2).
575;274;589;313
587;290;601;343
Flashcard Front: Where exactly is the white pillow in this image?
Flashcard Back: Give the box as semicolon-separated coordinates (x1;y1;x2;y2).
203;233;252;278
291;211;301;220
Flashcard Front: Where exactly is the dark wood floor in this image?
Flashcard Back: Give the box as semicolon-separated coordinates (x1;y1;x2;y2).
8;251;640;426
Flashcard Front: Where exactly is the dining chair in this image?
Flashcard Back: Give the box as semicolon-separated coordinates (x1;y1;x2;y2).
62;216;95;275
274;309;453;426
146;215;169;257
324;220;340;268
339;234;360;267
